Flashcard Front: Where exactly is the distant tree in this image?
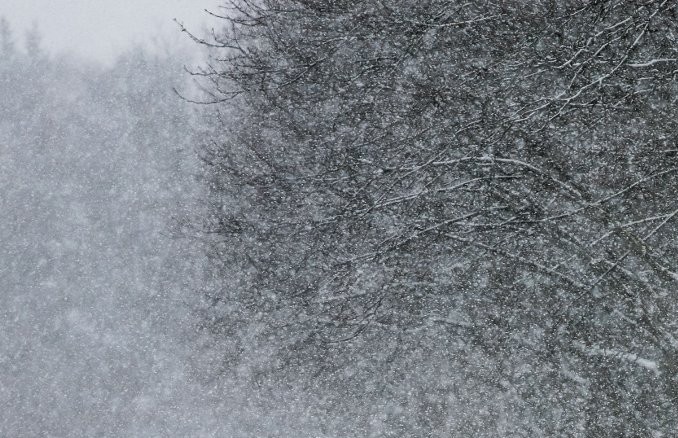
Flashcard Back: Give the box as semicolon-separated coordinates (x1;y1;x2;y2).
0;17;15;60
0;19;46;137
194;1;678;435
24;23;42;54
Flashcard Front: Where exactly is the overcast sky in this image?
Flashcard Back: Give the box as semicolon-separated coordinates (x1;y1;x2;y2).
3;0;221;63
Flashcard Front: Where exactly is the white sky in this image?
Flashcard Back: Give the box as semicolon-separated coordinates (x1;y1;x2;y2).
2;0;222;63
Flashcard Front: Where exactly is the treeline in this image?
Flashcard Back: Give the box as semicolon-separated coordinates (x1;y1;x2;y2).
0;19;207;436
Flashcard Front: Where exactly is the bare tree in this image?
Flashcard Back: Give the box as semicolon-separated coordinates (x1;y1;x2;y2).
195;1;678;435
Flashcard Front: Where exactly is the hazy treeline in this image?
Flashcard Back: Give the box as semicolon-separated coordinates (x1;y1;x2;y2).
0;18;210;436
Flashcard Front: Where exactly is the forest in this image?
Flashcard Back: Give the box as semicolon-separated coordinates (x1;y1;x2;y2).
2;1;678;436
